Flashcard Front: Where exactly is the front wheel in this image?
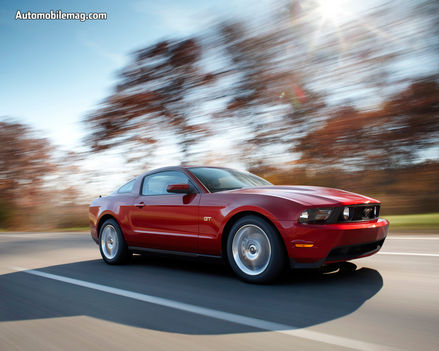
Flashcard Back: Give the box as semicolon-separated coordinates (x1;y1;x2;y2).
99;218;132;264
226;215;286;283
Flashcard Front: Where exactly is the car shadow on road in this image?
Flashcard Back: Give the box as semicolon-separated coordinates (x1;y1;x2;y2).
0;254;383;335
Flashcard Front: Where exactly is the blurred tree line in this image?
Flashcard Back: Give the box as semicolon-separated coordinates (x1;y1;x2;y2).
84;0;439;213
0;121;89;229
1;0;438;229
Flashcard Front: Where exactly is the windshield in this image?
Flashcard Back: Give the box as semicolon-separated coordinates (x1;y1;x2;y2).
188;167;272;193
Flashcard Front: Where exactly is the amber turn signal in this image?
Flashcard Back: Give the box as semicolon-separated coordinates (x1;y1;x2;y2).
295;243;314;248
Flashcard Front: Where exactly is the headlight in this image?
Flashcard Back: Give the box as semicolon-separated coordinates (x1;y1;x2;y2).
299;210;309;222
299;208;333;223
343;206;350;221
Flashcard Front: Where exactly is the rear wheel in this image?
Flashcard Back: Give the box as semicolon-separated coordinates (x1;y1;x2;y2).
99;218;132;264
226;215;286;283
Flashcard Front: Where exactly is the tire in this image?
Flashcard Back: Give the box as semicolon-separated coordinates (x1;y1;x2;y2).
226;215;286;283
99;218;132;265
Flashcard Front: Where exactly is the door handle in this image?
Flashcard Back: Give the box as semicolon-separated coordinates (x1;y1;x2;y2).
135;202;145;208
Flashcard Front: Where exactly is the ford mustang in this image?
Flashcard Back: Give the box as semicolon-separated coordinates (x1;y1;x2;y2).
89;166;388;283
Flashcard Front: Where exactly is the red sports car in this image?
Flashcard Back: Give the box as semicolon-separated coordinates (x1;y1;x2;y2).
89;166;388;283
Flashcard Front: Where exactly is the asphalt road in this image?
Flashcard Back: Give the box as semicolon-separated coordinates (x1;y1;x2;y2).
0;232;438;351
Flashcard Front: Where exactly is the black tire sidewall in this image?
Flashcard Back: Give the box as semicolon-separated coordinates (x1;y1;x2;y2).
226;215;286;283
99;218;130;264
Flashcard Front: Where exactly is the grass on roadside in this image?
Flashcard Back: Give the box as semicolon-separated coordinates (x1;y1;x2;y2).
54;227;90;232
385;212;439;231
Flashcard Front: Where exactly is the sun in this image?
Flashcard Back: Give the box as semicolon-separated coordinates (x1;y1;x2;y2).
316;0;346;23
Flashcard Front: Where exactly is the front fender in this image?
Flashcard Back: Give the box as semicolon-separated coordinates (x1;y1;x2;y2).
219;205;282;237
198;192;299;255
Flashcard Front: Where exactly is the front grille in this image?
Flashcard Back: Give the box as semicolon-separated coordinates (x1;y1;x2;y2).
326;239;385;261
337;204;380;222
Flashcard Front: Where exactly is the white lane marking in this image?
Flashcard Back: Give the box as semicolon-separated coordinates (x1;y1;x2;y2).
387;236;439;240
0;233;86;238
11;267;397;351
378;252;439;257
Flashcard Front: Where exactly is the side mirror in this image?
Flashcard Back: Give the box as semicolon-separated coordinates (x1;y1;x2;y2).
166;183;191;194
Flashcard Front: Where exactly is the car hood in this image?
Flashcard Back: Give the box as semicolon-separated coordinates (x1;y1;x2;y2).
225;185;379;207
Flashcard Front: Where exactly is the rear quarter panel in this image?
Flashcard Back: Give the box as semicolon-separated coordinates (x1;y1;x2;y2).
89;194;136;242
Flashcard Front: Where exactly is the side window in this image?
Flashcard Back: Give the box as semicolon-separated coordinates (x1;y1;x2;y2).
118;179;135;194
141;171;192;195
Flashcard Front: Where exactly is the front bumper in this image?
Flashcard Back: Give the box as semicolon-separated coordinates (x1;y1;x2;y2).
279;218;389;268
325;238;385;262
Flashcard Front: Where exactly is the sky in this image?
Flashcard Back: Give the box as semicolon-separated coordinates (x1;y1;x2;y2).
0;0;273;151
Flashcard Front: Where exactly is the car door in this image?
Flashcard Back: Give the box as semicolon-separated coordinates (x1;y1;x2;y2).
128;170;200;252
